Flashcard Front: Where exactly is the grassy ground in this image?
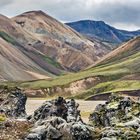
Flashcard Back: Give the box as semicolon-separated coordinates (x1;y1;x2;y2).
73;80;140;99
3;68;128;89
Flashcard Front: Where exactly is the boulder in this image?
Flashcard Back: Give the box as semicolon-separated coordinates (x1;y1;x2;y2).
30;97;81;123
89;94;140;139
25;97;93;140
0;87;27;118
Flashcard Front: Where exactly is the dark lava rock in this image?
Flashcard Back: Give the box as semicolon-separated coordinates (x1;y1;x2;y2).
25;97;93;140
30;97;81;123
1;88;140;140
25;117;93;140
89;94;140;139
0;87;27;118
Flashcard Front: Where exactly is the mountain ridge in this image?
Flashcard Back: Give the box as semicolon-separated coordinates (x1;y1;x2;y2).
66;20;140;45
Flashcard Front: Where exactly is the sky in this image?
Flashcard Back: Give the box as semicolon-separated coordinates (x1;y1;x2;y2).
0;0;139;31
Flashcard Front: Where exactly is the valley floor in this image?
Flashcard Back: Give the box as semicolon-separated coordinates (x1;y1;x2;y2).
26;99;105;123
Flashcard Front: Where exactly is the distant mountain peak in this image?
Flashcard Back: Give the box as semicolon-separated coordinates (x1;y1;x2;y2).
66;20;140;45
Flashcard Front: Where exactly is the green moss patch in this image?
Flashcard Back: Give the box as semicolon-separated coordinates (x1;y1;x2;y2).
0;31;19;46
0;115;6;122
43;55;61;68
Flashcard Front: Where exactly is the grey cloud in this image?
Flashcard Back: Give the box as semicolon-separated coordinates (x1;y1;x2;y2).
42;0;140;29
88;1;140;27
0;0;14;7
0;0;139;30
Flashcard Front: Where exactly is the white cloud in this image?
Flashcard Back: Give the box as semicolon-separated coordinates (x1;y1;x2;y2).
113;23;140;31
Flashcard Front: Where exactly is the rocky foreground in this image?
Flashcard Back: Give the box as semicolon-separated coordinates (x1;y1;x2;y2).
0;87;140;140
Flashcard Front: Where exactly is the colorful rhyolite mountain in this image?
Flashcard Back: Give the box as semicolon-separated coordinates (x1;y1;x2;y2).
1;11;140;82
66;20;140;45
0;11;110;81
